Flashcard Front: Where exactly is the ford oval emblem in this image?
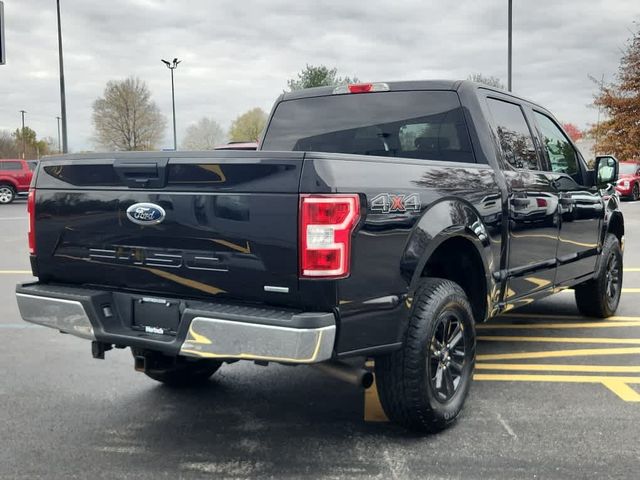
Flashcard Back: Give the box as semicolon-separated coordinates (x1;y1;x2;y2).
126;203;166;226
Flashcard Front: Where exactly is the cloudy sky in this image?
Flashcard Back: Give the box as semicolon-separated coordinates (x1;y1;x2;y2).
1;0;639;151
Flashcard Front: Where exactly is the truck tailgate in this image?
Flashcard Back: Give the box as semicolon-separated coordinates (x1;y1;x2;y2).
32;151;305;304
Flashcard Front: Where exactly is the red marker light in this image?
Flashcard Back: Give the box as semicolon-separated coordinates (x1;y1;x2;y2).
333;82;390;95
348;83;374;93
27;189;36;255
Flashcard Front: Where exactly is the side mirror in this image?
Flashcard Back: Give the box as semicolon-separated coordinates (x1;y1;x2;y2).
594;155;618;188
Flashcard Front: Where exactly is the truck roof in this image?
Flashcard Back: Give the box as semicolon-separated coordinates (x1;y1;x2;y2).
280;79;544;111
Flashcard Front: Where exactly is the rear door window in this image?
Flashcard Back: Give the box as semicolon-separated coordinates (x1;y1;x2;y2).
0;161;22;170
486;98;539;170
262;91;476;164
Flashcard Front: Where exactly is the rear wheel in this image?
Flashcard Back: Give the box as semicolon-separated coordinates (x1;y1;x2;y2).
574;233;623;318
0;185;15;204
632;183;640;201
375;278;475;433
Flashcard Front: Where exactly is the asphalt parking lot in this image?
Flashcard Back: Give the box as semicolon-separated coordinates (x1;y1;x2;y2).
1;199;639;479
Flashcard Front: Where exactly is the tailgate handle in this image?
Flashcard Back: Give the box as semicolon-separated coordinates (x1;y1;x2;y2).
114;158;169;188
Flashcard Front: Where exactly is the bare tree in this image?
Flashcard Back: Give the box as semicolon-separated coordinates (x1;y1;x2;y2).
182;117;226;150
92;77;166;151
0;130;19;158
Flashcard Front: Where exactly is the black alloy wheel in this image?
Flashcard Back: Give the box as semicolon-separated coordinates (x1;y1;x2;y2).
428;313;466;402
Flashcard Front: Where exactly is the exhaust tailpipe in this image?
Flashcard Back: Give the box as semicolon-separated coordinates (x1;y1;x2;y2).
313;361;374;389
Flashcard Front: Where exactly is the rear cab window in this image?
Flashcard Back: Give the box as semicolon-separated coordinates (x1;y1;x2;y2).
261;90;476;164
485;98;539;171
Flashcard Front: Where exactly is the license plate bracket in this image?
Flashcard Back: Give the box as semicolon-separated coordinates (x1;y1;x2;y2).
132;297;180;335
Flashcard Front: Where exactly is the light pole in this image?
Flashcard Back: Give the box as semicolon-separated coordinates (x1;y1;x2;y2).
19;110;26;159
507;0;512;92
161;58;180;150
56;116;62;153
56;0;68;153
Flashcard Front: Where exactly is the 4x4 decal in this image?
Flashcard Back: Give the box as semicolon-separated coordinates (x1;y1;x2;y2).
370;193;421;213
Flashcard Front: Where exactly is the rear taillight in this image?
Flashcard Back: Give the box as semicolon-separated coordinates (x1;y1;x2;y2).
27;189;35;255
300;194;360;278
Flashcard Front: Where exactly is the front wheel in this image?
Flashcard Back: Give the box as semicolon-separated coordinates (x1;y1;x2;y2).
375;278;476;433
574;233;623;318
0;185;15;204
632;183;640;201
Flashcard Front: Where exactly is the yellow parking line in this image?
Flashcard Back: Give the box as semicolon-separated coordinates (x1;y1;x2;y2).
624;268;640;272
0;270;31;274
502;313;640;322
557;288;640;294
478;347;640;361
601;380;640;401
479;335;640;345
476;363;640;373
364;379;389;422
478;321;640;330
474;373;640;402
474;373;640;383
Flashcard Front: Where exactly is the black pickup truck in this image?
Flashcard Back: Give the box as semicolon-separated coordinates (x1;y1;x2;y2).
16;80;624;433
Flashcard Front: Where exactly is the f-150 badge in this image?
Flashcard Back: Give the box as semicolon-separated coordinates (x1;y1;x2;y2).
370;193;421;213
126;203;166;225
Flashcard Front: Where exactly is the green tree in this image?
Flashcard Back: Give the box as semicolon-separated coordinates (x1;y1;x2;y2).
589;27;640;159
11;127;53;159
92;76;166;151
182;117;226;150
229;108;267;142
287;64;359;91
467;73;505;90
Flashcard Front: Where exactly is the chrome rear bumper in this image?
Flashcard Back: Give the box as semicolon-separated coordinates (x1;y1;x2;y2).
181;317;335;363
15;283;336;364
16;293;96;340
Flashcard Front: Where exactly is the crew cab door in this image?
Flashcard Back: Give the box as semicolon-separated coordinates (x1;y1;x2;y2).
530;110;603;284
485;97;560;301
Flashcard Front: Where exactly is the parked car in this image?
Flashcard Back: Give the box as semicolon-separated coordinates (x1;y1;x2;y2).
615;161;640;200
16;80;623;433
0;159;34;204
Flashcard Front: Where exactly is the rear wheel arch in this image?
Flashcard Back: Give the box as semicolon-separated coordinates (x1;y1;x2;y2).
0;180;17;190
416;235;489;324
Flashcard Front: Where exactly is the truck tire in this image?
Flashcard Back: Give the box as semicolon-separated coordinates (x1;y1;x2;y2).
574;233;623;318
143;357;222;387
0;184;16;204
375;278;475;433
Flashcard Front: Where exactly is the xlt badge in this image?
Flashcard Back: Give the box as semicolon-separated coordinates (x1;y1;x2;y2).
126;202;166;225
